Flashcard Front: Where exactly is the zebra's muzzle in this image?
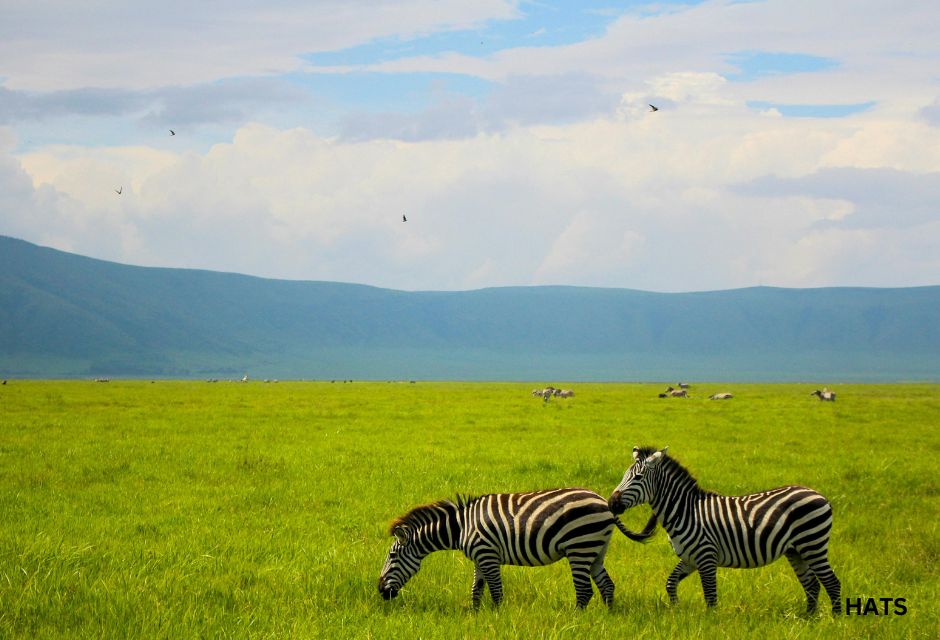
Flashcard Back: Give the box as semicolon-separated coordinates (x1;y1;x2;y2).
608;491;625;514
378;577;399;600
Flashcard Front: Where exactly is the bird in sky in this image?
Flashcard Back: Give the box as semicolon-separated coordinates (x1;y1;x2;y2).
114;187;122;195
169;129;175;136
649;104;659;112
402;214;407;222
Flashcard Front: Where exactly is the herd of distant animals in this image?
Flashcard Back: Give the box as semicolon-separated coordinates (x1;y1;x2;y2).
656;383;836;401
379;446;842;615
380;382;843;614
531;385;575;400
533;382;836;402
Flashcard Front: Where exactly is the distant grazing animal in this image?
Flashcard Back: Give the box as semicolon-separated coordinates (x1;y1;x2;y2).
709;393;733;400
241;374;249;382
94;378;110;383
534;386;558;401
558;389;574;398
378;488;657;609
609;447;842;614
659;386;688;398
678;383;690;389
812;389;836;402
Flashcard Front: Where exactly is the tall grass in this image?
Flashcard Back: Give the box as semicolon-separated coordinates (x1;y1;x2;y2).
0;381;937;638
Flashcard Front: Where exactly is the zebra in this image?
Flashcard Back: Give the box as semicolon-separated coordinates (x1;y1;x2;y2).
378;488;657;609
608;446;841;615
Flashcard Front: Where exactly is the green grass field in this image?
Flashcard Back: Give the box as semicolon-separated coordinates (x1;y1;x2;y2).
1;381;937;638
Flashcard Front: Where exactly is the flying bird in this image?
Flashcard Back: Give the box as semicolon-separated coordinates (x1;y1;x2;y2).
114;187;122;195
649;104;659;112
169;129;175;136
402;215;407;222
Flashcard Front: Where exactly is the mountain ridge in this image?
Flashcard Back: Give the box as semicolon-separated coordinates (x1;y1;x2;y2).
2;234;938;381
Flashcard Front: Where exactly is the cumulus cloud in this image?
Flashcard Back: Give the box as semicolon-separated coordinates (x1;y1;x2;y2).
5;111;939;292
535;213;646;286
737;168;940;230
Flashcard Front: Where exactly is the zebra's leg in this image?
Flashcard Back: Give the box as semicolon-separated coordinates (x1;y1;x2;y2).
797;540;842;615
589;541;616;608
665;559;694;604
806;556;841;615
470;564;487;609
590;563;616;608
696;557;719;608
477;560;504;607
568;556;596;608
785;550;820;614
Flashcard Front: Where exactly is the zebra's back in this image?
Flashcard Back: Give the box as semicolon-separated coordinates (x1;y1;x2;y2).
462;488;616;567
696;486;833;568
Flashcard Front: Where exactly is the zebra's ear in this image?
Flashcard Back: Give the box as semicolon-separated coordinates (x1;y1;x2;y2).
646;450;665;467
632;446;640;461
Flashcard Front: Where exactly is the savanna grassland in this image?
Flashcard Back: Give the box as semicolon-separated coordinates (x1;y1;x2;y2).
0;380;937;639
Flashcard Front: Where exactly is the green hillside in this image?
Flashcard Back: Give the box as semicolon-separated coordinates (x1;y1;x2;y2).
1;235;938;380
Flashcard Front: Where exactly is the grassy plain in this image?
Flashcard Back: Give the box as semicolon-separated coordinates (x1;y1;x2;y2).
0;380;937;639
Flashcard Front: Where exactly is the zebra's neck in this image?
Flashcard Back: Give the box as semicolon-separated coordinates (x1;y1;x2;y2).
413;501;463;553
649;459;707;532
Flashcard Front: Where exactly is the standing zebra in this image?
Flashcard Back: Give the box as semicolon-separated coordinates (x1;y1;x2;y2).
378;488;657;608
608;447;841;614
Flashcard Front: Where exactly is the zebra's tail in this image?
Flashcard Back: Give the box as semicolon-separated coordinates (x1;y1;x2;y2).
613;513;658;543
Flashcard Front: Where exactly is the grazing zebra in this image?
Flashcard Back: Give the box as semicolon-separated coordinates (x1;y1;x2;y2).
812;389;836;402
608;447;841;614
709;392;733;400
378;488;657;609
659;387;688;398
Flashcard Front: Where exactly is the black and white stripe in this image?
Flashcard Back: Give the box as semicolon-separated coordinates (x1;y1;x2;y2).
609;446;841;614
378;487;656;608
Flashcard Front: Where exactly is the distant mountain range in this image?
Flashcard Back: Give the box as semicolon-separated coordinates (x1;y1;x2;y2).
2;234;938;381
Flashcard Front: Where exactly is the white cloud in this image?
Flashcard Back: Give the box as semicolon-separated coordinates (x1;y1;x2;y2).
4;107;938;291
535;213;646;285
0;1;518;91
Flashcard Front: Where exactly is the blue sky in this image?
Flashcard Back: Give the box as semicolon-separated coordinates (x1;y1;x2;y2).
1;0;938;291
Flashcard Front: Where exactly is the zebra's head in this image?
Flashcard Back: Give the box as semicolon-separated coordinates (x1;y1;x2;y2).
609;446;668;514
378;523;424;600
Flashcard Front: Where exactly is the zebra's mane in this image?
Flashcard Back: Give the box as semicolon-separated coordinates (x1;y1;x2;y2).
635;447;711;494
388;495;477;535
